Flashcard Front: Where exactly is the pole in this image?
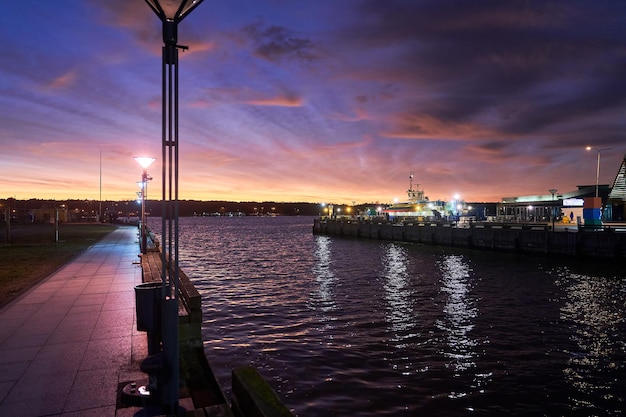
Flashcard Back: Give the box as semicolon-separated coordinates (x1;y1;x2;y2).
5;207;10;245
99;148;102;222
595;151;600;198
161;21;180;410
55;208;59;243
552;199;555;231
587;147;611;198
141;170;147;254
143;2;204;411
549;189;557;231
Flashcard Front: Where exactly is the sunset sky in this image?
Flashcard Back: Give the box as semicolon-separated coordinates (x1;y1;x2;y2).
1;1;625;204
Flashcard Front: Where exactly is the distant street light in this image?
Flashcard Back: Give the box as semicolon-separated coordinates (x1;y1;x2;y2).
143;0;204;410
135;157;155;254
549;188;558;231
586;146;612;198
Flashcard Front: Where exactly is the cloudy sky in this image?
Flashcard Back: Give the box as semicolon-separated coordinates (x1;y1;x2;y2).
1;0;625;204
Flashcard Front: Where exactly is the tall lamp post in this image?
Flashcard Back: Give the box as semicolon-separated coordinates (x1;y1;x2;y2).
135;157;155;254
548;188;558;231
144;0;204;410
586;146;612;198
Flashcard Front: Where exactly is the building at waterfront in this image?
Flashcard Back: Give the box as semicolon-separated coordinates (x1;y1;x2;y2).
500;153;626;223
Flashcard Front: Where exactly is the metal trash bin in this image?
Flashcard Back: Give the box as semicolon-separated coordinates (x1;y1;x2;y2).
135;282;162;332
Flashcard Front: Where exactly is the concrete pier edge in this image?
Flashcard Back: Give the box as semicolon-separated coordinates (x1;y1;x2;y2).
313;218;626;259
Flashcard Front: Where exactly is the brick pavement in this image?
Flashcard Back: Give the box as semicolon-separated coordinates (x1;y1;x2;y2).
0;225;148;416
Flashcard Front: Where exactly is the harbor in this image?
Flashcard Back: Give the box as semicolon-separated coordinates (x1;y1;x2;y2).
313;157;626;259
168;216;626;416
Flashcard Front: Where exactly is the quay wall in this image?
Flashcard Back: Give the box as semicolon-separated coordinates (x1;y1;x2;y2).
313;219;626;259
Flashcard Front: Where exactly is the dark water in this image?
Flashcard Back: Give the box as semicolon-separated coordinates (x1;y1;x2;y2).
162;216;625;416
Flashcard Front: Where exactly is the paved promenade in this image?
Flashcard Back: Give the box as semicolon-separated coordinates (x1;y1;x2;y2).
0;225;148;416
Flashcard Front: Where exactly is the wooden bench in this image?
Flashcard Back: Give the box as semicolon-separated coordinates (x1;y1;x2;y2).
140;251;216;408
140;251;201;329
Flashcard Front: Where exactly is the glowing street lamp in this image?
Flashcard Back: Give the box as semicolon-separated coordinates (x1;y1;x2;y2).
586;146;612;198
135;157;155;254
451;194;461;216
143;0;204;409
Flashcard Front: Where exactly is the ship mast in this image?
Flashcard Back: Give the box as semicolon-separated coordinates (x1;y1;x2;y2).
407;171;426;202
408;172;417;201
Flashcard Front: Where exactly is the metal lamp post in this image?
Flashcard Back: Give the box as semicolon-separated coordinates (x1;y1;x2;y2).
586;146;612;198
135;157;155;254
144;0;204;410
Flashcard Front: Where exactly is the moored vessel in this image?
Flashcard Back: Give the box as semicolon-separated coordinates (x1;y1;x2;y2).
382;172;447;220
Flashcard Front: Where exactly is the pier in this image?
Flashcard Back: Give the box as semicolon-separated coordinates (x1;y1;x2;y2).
313;219;626;259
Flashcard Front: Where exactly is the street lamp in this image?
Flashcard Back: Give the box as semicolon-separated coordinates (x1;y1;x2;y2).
586;146;612;198
144;0;204;410
135;157;155;254
548;188;558;231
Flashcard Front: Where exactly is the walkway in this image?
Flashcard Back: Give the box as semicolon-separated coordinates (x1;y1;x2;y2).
0;225;147;417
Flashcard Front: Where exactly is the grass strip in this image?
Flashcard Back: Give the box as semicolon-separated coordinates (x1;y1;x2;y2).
0;223;118;307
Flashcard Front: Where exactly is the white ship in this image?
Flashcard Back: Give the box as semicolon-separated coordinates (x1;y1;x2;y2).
382;172;447;220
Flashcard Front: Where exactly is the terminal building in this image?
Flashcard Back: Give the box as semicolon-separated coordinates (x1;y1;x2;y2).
498;153;626;224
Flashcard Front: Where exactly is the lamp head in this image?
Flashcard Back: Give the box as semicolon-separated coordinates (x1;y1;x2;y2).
144;0;204;23
134;157;156;169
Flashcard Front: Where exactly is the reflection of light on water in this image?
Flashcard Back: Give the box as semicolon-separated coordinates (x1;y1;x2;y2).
382;243;424;379
436;255;479;382
554;267;626;413
311;236;336;313
382;243;414;343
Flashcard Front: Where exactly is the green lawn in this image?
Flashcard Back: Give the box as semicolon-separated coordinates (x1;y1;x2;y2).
0;223;117;307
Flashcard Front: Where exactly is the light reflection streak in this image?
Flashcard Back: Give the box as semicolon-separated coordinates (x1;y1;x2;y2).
382;243;415;346
311;235;337;313
436;254;480;397
554;268;626;414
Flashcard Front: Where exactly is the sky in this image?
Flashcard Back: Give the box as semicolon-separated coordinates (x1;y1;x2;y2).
1;0;625;204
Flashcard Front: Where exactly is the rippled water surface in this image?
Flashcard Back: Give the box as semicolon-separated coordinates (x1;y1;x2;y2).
161;216;626;416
